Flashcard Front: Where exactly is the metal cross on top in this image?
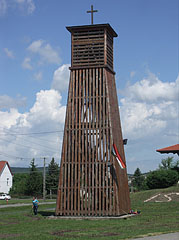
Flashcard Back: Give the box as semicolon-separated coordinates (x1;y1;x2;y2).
87;5;98;25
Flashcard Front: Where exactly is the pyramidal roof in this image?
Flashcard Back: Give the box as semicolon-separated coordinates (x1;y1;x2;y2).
0;161;13;176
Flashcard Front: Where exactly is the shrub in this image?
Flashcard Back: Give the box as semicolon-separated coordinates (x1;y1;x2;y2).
146;169;178;189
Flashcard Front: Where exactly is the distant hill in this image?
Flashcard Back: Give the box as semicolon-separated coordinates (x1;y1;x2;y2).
11;167;46;174
11;167;134;176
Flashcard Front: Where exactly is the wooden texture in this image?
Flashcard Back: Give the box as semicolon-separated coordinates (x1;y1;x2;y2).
56;24;130;216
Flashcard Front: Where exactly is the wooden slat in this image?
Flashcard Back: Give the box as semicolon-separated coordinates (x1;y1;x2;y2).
71;70;76;214
77;70;81;215
102;69;106;215
95;68;99;215
98;68;102;215
74;70;78;215
85;69;88;215
91;68;95;215
88;68;92;215
81;69;85;214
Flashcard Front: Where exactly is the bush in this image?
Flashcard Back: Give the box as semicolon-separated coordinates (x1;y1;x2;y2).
146;169;178;189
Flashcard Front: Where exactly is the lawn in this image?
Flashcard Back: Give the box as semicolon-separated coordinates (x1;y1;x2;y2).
0;186;178;240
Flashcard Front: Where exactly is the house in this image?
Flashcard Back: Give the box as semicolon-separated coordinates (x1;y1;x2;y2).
0;161;13;194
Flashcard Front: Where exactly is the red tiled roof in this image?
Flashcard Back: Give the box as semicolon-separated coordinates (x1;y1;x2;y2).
0;161;13;176
156;144;179;155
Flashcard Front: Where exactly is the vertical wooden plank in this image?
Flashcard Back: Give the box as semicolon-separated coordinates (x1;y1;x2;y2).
73;70;78;215
67;70;75;215
103;69;109;215
67;85;72;215
70;70;75;215
102;68;106;215
63;71;73;215
81;69;85;214
86;69;88;215
92;68;95;215
56;70;73;215
77;69;81;215
104;70;112;215
95;68;99;215
98;68;102;216
88;68;92;215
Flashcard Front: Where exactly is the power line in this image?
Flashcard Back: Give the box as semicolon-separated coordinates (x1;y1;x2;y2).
0;129;63;157
2;128;62;148
1;128;64;145
0;151;60;163
0;130;64;136
0;137;59;153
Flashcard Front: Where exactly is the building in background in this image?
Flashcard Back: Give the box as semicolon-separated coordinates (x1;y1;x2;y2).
0;161;13;194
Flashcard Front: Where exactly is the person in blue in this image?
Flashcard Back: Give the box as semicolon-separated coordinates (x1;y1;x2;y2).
32;196;39;215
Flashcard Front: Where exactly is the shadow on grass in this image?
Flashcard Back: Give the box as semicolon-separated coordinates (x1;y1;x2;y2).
38;211;55;217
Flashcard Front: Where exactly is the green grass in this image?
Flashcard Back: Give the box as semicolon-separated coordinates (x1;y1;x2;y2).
0;186;179;240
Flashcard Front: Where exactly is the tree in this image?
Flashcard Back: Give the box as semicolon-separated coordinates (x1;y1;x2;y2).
25;159;43;196
132;168;146;191
46;158;59;195
146;169;178;189
10;173;28;196
171;160;179;174
159;157;174;170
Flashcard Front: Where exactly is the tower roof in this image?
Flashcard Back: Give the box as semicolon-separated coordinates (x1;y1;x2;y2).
66;23;118;37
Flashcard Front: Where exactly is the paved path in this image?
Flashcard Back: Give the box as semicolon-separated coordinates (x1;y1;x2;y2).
0;202;56;208
131;232;179;240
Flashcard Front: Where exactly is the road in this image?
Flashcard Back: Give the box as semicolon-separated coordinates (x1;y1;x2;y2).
131;232;179;240
0;201;56;208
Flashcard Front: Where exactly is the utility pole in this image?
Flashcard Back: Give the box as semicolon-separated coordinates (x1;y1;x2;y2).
43;157;46;201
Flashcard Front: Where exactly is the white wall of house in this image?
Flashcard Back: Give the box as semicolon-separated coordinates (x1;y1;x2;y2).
0;164;13;193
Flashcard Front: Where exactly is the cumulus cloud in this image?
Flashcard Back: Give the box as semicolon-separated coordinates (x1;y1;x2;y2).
124;72;178;102
28;90;66;125
120;73;178;140
22;57;32;70
51;64;70;92
0;108;21;129
27;40;61;65
119;73;179;173
4;48;15;59
0;89;66;166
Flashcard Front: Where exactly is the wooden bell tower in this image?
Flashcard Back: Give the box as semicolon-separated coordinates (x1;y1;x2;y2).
56;22;130;216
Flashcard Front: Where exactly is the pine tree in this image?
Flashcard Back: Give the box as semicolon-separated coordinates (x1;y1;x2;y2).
46;158;59;195
132;168;145;191
25;159;43;196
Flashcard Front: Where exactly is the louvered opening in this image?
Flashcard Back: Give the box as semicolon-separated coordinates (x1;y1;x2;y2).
72;29;105;67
